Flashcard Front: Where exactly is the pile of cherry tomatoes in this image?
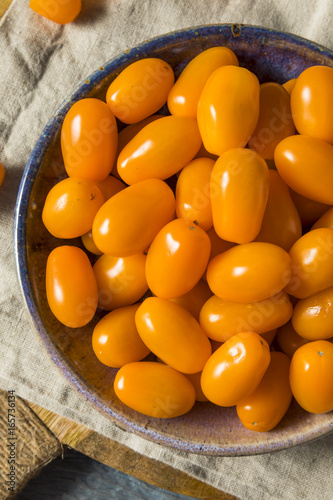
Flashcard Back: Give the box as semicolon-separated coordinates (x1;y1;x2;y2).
42;46;333;431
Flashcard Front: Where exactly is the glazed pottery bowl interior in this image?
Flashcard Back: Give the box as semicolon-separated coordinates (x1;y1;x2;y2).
15;24;333;455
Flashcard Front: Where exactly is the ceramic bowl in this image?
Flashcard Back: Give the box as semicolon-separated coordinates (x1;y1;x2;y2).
14;24;333;455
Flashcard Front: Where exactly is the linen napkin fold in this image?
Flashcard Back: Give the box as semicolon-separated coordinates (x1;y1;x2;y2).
0;1;332;499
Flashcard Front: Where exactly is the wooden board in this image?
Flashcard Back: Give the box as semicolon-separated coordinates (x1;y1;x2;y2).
0;388;235;498
28;400;235;500
0;0;12;18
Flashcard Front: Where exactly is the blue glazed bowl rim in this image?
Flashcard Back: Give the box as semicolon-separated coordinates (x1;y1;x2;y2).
14;23;333;455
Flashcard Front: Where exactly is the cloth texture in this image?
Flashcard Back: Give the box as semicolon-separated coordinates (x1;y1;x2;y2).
1;1;333;499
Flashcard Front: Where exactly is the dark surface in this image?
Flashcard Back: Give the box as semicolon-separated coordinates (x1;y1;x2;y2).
16;449;197;500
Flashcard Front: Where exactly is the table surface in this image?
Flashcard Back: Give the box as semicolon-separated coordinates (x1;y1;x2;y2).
0;388;235;499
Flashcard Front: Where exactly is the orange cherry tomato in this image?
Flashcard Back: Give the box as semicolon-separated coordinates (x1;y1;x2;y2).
175;158;215;230
92;179;175;256
248;82;295;159
206;242;291;303
201;332;271;407
199;292;292;342
97;175;126;201
292;286;333;341
260;329;277;346
274;135;333;204
146;219;211;299
210;148;269;244
111;115;163;178
289;340;333;413
285;228;333;299
29;0;81;24
167;46;239;118
135;297;212;374
92;304;150;368
114;362;196;418
289;189;330;227
81;230;103;255
312;207;333;230
42;177;104;239
93;253;148;311
184;372;209;402
197;65;260;156
291;65;333;143
276;321;310;358
46;246;98;327
255;170;302;251
283;78;296;94
0;161;5;187
236;351;292;432
61;98;118;182
206;226;236;262
117;116;202;184
106;59;174;124
169;279;213;322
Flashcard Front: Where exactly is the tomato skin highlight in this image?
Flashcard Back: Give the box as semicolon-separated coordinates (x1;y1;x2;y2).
114;362;196;418
168;46;239;118
197;65;260;156
61;98;118;182
92;179;176;257
289;340;333;414
46;246;98;327
292;286;333;341
117;116;202;184
285;228;333;299
146;219;211;299
210;148;269;244
29;0;81;24
255;170;302;252
206;242;291;303
199;292;292;342
274;135;333;205
248;82;295;160
93;253;148;311
92;305;150;368
236;351;292;432
42;177;105;239
291;65;333;143
135;297;212;374
201;332;271;407
111;115;163;178
106;58;174;124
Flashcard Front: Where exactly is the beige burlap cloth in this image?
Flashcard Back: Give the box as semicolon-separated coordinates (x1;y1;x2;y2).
0;1;332;498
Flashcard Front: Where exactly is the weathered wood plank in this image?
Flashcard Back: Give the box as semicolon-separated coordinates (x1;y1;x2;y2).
0;390;62;499
0;0;12;19
29;402;235;499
